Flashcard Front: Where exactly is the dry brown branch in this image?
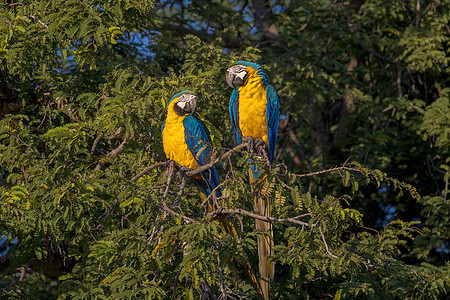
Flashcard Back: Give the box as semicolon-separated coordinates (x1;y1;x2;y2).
210;208;312;227
95;138;127;171
56;97;82;122
25;14;49;29
106;127;123;140
132;142;248;182
90;136;100;155
295;159;358;178
148;162;198;247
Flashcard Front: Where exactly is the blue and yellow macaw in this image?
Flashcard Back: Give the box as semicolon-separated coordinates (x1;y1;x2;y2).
161;90;263;297
226;61;280;300
162;90;221;206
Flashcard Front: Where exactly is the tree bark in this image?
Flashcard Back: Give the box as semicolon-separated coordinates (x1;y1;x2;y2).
252;0;279;41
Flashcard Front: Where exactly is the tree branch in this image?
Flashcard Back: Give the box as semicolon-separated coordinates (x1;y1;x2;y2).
186;143;248;177
210;207;312;227
24;14;49;30
131;161;169;182
95;138;127;171
318;225;337;258
295;162;359;178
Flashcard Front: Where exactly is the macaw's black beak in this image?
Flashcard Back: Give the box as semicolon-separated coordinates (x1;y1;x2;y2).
226;70;235;89
185;96;198;114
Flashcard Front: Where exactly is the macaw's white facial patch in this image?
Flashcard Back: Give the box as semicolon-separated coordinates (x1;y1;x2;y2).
173;93;198;116
226;64;248;89
234;70;247;84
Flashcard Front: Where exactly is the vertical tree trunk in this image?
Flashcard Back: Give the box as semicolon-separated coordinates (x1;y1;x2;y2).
252;0;279;41
335;0;364;141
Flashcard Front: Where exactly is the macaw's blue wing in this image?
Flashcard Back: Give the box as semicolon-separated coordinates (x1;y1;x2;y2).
229;89;242;146
266;84;280;164
183;115;221;199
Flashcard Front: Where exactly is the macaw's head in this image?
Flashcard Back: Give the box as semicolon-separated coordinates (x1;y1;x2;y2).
169;90;198;116
226;61;268;89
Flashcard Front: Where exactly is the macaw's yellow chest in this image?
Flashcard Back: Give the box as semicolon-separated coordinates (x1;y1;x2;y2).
238;77;268;147
162;113;199;169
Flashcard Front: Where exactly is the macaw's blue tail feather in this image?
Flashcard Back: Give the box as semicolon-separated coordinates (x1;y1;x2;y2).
250;162;262;179
249;168;274;300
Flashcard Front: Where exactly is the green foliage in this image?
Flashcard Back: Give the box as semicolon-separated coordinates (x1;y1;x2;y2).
1;0;449;299
419;88;450;148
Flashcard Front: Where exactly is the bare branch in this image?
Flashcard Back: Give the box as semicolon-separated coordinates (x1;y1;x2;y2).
172;264;184;300
173;171;187;207
95;138;127;171
200;174;232;210
318;225;337;258
295;165;359;178
24;14;49;30
8;3;24;7
131;161;168;182
148;162;175;246
90;136;100;155
105;127;123;140
359;39;395;64
210;208;312;227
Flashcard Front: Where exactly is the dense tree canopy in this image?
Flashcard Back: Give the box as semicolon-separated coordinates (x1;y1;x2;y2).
0;0;449;298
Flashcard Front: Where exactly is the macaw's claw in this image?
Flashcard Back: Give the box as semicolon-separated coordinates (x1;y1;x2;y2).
242;137;266;155
254;139;266;154
180;166;193;173
242;136;255;153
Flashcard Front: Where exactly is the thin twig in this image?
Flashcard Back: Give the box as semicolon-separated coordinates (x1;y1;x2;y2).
172;264;184;300
200;175;232;210
24;14;49;29
148;161;175;246
210;208;312;227
295;166;359;178
131;161;168;182
103;198;119;221
318;225;337;258
95;138;127;170
162;201;197;224
217;254;227;299
29;126;46;134
173;171;187;207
